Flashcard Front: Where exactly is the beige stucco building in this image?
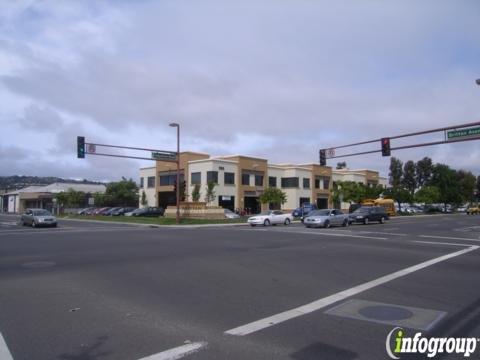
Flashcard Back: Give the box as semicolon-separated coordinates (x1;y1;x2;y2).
139;152;333;213
138;153;387;213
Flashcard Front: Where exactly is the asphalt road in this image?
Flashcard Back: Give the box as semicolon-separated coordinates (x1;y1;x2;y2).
0;213;479;360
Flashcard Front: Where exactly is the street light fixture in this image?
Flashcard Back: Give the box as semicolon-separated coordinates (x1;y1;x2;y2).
169;123;180;224
476;79;480;86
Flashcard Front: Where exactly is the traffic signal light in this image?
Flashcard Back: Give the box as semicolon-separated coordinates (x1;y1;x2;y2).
381;138;391;157
77;136;85;158
319;149;326;166
173;180;177;194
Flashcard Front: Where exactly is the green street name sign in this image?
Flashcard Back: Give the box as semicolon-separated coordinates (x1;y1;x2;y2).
151;151;177;161
447;127;480;140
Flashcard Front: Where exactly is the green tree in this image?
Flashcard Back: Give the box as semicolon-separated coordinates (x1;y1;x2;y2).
204;181;217;204
54;192;69;207
140;190;148;207
429;164;462;210
456;170;476;203
55;189;85;207
477;176;480;201
389;157;403;187
336;161;347;169
192;184;201;202
66;188;86;207
259;187;287;210
93;192;108;207
402;160;417;196
415;157;433;188
364;183;385;200
383;187;412;211
104;178;139;206
179;181;186;202
415;185;440;205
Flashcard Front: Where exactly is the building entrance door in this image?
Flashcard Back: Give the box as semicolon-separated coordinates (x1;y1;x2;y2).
244;196;260;215
316;197;328;209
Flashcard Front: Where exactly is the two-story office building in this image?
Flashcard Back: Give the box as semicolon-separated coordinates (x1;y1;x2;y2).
139;152;333;213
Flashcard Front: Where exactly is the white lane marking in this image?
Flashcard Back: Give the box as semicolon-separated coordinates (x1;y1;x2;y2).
0;333;13;360
454;226;480;232
225;245;479;336
0;227;148;236
279;229;388;240
355;231;407;237
138;342;207;360
0;221;19;226
419;235;480;242
413;241;473;247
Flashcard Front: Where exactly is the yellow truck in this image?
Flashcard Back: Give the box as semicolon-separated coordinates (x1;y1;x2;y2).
466;206;479;215
361;198;397;217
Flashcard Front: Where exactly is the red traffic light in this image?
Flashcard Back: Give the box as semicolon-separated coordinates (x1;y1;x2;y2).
381;138;391;156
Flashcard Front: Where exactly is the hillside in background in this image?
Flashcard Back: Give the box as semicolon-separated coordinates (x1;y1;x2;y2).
0;176;105;191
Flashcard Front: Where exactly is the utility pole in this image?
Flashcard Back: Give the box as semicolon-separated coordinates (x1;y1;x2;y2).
169;123;180;224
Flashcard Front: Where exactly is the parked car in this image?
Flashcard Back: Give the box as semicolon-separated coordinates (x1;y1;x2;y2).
103;207;122;216
129;207;165;217
304;209;350;228
111;207;137;216
404;206;423;214
20;208;57;228
92;207;109;215
77;207;92;215
292;203;318;220
349;206;389;224
85;207;98;215
224;209;240;219
97;207;113;215
247;210;293;226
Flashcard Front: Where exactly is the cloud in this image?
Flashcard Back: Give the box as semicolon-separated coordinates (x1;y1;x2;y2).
0;0;479;181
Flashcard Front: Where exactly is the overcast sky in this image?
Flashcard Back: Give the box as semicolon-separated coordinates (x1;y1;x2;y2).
1;1;479;182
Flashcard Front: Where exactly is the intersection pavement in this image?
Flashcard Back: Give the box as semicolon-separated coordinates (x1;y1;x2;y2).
0;213;479;359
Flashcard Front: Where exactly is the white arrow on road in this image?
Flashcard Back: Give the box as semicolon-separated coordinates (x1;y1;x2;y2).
0;333;13;360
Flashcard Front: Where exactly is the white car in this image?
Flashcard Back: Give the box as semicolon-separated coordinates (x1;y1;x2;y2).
247;210;293;227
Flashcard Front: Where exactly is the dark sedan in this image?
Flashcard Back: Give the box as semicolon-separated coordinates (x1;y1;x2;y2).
131;207;165;217
349;206;389;225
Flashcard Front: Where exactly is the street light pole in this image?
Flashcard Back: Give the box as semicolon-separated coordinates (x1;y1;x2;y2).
169;123;180;224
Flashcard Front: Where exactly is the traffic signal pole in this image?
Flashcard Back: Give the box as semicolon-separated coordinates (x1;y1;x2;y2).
319;121;480;162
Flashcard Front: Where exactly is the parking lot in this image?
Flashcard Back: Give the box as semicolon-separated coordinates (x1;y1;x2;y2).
0;213;479;359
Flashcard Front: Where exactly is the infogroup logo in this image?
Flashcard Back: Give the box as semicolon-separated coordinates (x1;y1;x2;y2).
386;327;479;359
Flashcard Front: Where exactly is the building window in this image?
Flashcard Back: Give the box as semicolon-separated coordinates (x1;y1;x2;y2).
303;178;310;189
224;172;235;185
207;171;218;184
323;178;330;189
255;175;263;186
269;176;277;187
147;176;155;188
159;172;183;186
191;172;201;185
140;177;144;188
281;177;299;188
299;197;310;206
315;176;330;190
242;173;250;186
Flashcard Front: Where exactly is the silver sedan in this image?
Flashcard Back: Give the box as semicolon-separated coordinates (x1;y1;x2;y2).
20;208;57;228
303;209;349;228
